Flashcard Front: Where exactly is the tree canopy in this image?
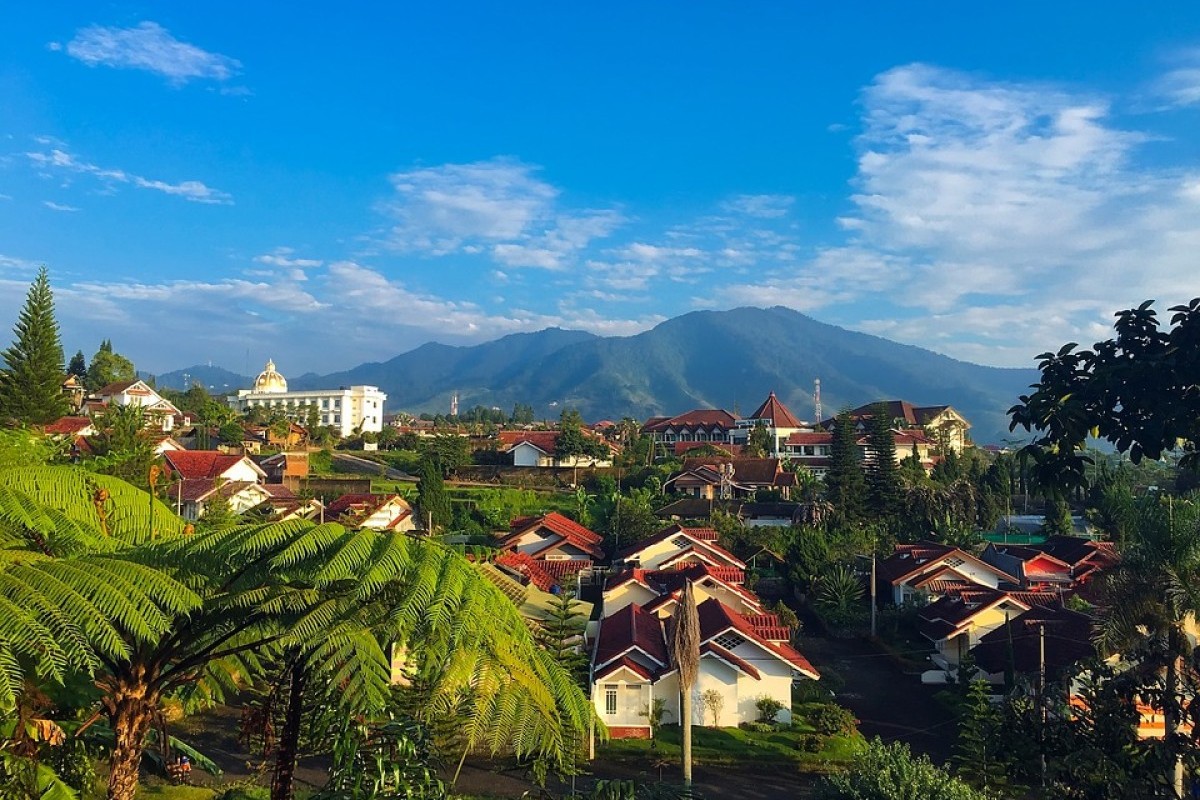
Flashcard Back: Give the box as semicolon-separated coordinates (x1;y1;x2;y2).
0;266;69;424
1009;297;1200;490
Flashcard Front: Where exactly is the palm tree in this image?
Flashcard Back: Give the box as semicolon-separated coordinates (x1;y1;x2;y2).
0;462;597;800
668;581;700;792
1094;496;1200;799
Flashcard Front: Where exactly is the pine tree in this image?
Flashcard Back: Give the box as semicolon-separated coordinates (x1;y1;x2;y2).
536;590;588;687
824;409;866;523
0;267;68;424
953;680;1013;793
416;456;451;531
865;403;902;521
67;350;87;380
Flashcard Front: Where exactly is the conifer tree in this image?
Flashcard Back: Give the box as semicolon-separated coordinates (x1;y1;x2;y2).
417;456;451;531
953;680;1012;793
0;266;68;424
536;590;588;687
824;409;866;523
865;403;902;521
67;350;87;380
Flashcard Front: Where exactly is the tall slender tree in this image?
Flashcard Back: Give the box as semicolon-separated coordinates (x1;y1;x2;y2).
67;350;87;380
417;456;451;531
0;267;69;424
824;410;866;524
864;403;902;522
668;581;700;792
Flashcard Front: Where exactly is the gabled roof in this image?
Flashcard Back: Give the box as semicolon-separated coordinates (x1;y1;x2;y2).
641;409;738;434
617;524;746;569
164;450;265;481
695;598;819;679
606;563;754;605
972;605;1095;677
95;380;145;396
326;493;413;528
503;512;605;559
877;540;1018;587
500;430;558;454
918;589;1034;642
678;457;785;486
1033;536;1118;573
747;392;804;429
593;603;668;669
43;416;94;436
178;478;270;504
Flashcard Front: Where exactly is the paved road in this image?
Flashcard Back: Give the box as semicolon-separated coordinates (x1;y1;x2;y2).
331;452;414;481
796;617;958;763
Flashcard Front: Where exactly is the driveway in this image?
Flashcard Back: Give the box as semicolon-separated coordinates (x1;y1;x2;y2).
796;615;958;763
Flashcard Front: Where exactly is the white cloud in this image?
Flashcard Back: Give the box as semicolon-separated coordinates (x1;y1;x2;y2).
43;200;80;212
61;22;241;84
26;146;232;205
254;247;323;269
720;194;795;218
380;158;621;268
1154;48;1200;108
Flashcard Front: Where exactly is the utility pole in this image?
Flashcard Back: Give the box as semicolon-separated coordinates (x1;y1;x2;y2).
1038;622;1047;789
870;548;877;638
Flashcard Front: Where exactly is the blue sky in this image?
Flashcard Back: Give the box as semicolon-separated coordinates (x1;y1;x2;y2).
3;3;1200;375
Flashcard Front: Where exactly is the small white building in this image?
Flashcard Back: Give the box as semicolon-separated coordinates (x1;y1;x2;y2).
228;359;386;437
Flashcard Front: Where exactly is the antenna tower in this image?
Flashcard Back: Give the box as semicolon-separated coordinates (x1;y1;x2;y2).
813;378;822;424
450;391;459;417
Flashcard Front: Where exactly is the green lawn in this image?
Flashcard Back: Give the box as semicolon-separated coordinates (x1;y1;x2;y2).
599;720;862;774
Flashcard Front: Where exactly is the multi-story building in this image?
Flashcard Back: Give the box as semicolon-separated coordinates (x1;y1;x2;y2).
228;359;386;437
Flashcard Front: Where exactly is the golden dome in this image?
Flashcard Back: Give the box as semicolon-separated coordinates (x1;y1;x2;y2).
254;359;288;393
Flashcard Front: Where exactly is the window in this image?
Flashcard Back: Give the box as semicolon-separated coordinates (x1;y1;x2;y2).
334;415;341;424
713;631;745;651
604;686;617;715
945;556;965;568
670;535;691;548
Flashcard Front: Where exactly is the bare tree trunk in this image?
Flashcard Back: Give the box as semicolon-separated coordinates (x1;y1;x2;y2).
106;682;157;800
1166;653;1184;799
271;661;307;800
680;687;692;791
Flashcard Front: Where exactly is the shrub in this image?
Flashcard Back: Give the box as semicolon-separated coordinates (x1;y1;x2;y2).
738;721;776;733
807;703;858;736
816;739;989;800
796;734;824;753
755;695;786;723
214;786;270;800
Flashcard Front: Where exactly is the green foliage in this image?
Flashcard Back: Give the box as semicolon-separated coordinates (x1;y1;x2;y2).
745;421;773;458
816;738;989;800
1042;497;1074;536
806;703;857;737
85;404;157;489
536;591;588;687
423;434;471;477
864;403;902;523
0;266;69;425
755;695;785;723
952;681;1011;793
814;564;866;631
1009;297;1200;490
84;340;135;393
416;457;451;531
824;410;865;524
554;409;608;462
314;712;444;800
67;351;86;381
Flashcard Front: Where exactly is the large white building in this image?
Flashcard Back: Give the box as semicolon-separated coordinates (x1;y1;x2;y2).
229;360;386;437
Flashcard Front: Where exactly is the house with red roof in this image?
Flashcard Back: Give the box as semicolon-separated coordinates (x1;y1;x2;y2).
43;416;98;438
876;541;1019;606
616;524;744;574
591;597;819;737
728;392;808;457
918;588;1060;670
501;512;605;561
326;493;416;531
665;457;797;500
641;409;738;458
496;430;615;468
93;380;183;433
825;401;972;453
161;449;269;521
604;563;761;619
981;542;1076;590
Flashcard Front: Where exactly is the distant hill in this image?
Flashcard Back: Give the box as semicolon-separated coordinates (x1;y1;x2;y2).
159;308;1041;443
150;365;252;392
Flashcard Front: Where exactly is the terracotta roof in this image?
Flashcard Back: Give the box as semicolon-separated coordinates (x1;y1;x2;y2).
696;598;819;679
641;409;737;434
606;563;753;602
503;512;605;559
700;640;760;678
594;603;668;669
617;524;746;569
785;431;833;445
747;392;804;429
594;655;654;681
678;457;784;486
498;430;558;454
917;590;1037;642
1034;536;1119;572
177;478;264;504
877;540;1018;587
43;416;93;435
95;380;142;396
972;605;1095;677
495;551;559;593
164;450;259;480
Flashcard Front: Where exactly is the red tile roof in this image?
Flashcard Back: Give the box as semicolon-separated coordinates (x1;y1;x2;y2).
972;605;1095;677
747;392;804;429
43;416;94;435
696;598;819;679
594;655;655;681
617;524;746;569
641;410;738;434
163;450;255;480
504;512;605;559
495;551;560;593
700;640;760;679
95;380;143;396
785;431;833;445
498;430;559;454
594;603;668;668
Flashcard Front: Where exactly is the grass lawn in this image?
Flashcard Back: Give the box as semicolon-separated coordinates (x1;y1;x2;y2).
600;719;862;774
137;783;218;800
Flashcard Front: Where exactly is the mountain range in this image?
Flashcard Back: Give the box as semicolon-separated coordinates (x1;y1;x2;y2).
154;306;1041;444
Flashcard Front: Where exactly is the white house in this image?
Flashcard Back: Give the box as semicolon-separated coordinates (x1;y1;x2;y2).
590;599;819;738
93;380;182;432
162;450;268;521
877;541;1019;606
603;563;763;618
615;525;745;574
228;359;386;437
500;512;605;561
325;493;416;531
